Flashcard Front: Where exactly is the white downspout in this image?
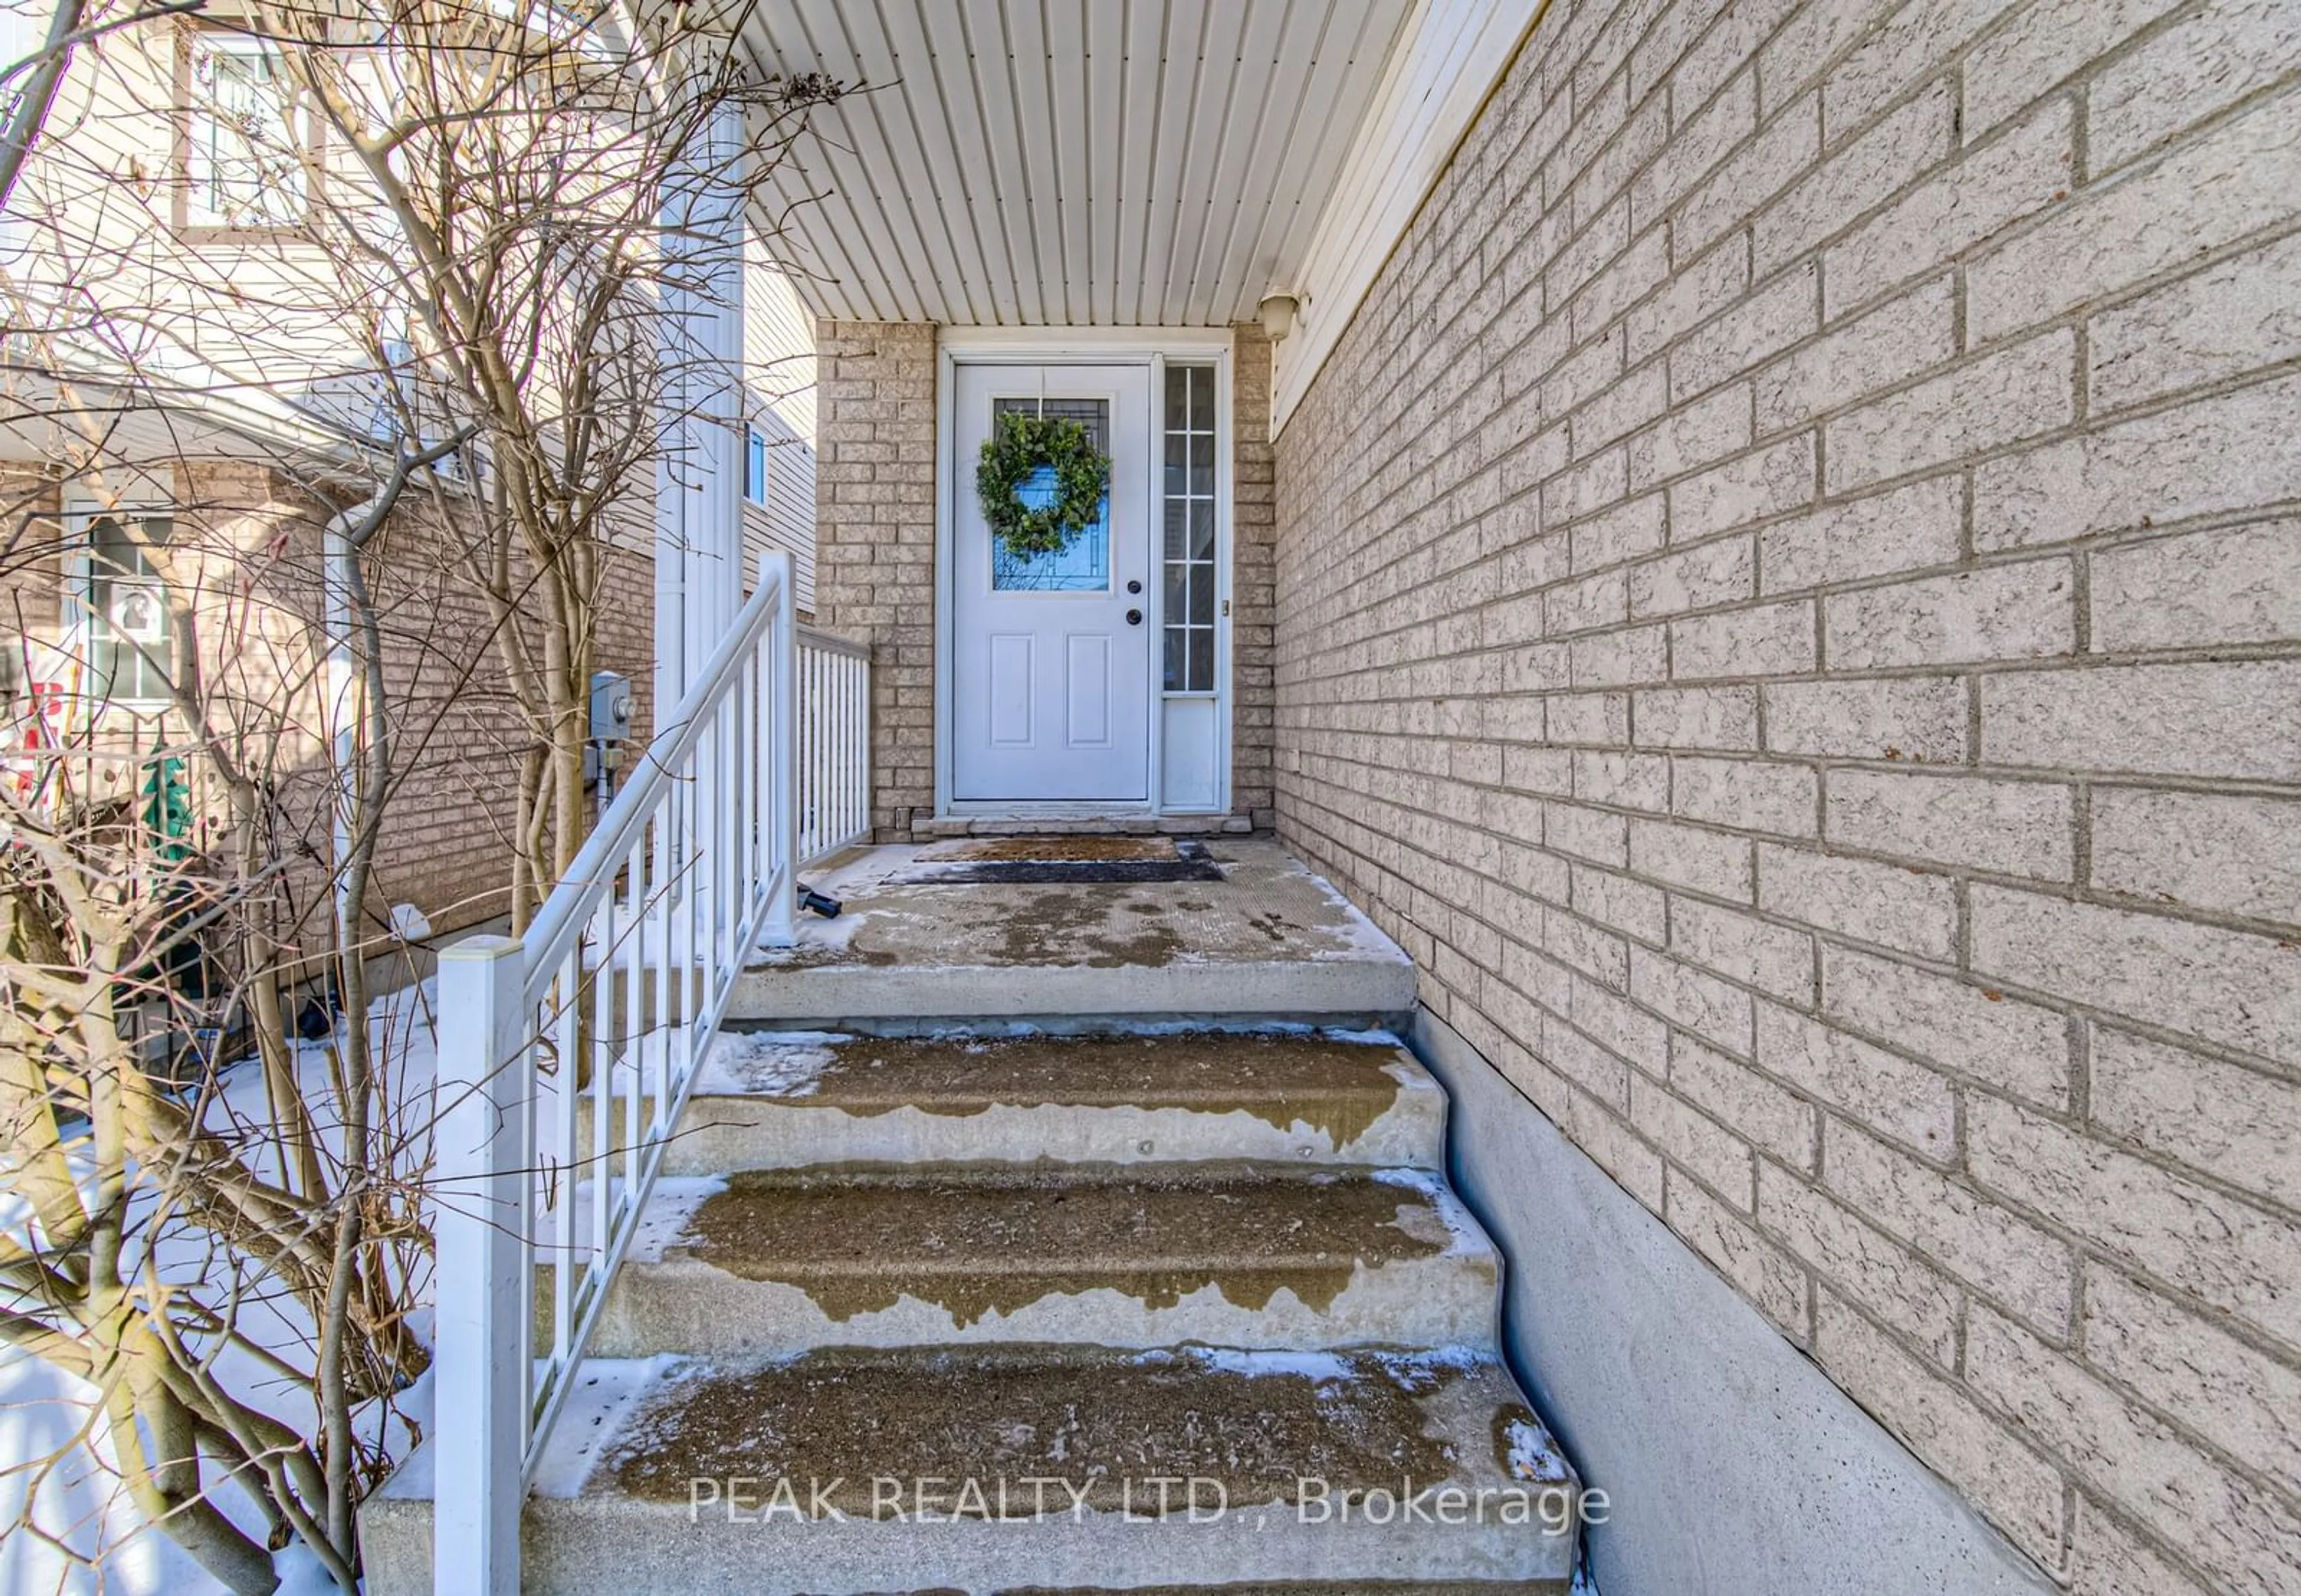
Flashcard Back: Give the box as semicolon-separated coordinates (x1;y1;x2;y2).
323;488;387;939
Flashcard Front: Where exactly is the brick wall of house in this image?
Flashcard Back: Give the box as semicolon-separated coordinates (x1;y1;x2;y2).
1;463;654;956
814;319;938;839
354;483;656;937
1232;325;1278;827
1271;1;2300;1591
814;319;1277;834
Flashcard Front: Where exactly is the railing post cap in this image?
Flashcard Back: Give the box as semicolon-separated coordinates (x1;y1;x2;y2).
439;933;523;964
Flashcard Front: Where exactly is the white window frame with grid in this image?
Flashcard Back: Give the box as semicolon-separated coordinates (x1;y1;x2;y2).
1162;364;1221;696
185;30;304;230
62;491;179;713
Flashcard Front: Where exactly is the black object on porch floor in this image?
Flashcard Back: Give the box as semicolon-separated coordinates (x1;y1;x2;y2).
887;836;1225;886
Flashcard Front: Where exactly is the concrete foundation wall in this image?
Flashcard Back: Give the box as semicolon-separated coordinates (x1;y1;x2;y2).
1272;0;2301;1591
1417;1007;2055;1596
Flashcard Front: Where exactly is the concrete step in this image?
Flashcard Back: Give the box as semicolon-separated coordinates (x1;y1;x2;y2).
582;1163;1501;1358
362;1344;1580;1595
654;1028;1448;1174
729;838;1418;1025
726;951;1419;1026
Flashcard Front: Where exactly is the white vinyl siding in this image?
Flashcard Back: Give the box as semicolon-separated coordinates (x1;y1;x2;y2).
741;410;815;615
741;229;817;612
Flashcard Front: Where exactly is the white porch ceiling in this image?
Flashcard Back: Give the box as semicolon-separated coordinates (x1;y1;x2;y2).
738;0;1413;327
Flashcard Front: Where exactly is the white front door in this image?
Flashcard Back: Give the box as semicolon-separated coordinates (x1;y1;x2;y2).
951;362;1153;803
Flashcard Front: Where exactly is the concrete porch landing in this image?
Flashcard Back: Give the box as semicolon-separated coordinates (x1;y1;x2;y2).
735;836;1417;1025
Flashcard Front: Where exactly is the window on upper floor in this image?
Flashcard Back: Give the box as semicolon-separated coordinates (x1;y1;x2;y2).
68;501;179;708
744;429;768;506
183;30;305;231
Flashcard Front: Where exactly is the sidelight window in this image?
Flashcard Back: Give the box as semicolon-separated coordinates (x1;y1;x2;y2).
1161;364;1217;693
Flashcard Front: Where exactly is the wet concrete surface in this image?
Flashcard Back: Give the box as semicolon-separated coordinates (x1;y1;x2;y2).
677;1165;1453;1324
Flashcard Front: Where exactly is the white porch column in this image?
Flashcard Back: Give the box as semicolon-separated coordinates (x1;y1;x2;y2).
654;83;748;706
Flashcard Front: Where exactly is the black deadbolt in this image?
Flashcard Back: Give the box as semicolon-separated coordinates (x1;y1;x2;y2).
1127;578;1143;594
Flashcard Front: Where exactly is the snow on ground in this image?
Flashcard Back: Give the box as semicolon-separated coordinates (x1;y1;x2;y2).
0;980;442;1595
691;1029;848;1096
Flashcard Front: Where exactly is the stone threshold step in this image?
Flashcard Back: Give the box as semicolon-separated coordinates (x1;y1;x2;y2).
581;1164;1500;1357
651;1029;1447;1174
912;815;1258;837
363;1344;1580;1596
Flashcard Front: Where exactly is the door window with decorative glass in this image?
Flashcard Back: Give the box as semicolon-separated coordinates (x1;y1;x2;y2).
988;397;1110;592
185;33;303;229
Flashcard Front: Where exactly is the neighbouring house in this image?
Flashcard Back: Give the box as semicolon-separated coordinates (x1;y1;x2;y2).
0;7;824;957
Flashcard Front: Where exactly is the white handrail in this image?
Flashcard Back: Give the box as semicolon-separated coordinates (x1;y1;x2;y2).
430;551;799;1596
523;570;797;971
796;624;872;864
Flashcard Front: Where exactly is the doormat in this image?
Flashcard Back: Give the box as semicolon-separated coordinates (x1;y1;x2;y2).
889;836;1224;885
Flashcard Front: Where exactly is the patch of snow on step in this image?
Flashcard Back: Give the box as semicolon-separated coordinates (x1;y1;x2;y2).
630;1177;729;1259
1367;1344;1491;1380
1321;1025;1406;1046
1159;1347;1355;1383
696;1030;851;1095
1503;1415;1568;1483
1155;1346;1505;1389
1370;1166;1443;1193
1299;867;1416;965
1372;1166;1491;1257
531;1356;681;1498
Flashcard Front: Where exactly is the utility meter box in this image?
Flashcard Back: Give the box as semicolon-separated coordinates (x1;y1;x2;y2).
588;670;632;744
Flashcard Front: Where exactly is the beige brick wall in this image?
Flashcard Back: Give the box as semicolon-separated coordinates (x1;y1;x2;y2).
1272;1;2300;1591
814;319;938;839
814;320;1276;833
1233;325;1278;827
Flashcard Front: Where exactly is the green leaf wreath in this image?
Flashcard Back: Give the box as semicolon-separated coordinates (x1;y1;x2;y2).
976;411;1110;559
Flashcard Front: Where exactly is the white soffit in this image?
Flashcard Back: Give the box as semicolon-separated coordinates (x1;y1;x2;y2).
736;0;1414;328
1269;0;1547;434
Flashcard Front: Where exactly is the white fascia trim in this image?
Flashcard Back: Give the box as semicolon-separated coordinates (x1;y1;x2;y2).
940;326;1236;361
1269;0;1547;438
49;349;372;475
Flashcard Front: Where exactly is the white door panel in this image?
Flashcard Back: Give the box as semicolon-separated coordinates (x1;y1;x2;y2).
952;362;1152;803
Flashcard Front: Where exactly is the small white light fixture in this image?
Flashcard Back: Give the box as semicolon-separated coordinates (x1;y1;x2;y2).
1258;290;1302;341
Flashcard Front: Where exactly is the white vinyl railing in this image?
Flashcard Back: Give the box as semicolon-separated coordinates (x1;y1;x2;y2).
430;552;813;1594
796;624;871;864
